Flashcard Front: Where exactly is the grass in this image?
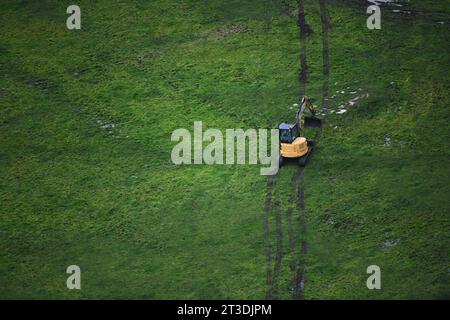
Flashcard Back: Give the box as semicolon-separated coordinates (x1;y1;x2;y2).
0;0;449;299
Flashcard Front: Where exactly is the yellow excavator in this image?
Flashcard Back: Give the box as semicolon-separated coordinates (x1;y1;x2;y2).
279;96;322;167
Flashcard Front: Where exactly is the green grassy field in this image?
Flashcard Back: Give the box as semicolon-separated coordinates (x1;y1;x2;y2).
0;0;449;299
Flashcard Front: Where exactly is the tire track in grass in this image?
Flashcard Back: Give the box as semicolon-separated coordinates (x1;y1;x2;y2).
293;168;307;299
319;0;330;111
263;174;277;299
297;0;312;97
292;0;311;300
294;0;329;300
293;0;329;300
287;167;303;298
287;169;301;272
271;198;283;298
264;171;285;299
265;0;329;300
314;0;329;150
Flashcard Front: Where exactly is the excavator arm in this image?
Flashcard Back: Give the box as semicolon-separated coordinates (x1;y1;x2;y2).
296;96;315;127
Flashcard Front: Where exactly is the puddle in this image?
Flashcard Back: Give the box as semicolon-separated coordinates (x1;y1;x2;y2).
368;0;450;21
367;0;408;6
100;123;117;129
381;238;399;251
95;117;118;132
320;85;370;116
324;215;336;224
98;122;117;129
348;95;363;106
392;9;412;14
367;0;412;14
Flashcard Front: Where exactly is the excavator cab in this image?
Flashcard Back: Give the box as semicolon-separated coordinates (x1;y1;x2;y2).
279;123;299;143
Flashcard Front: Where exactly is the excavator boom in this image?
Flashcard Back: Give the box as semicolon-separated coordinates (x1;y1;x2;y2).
297;96;322;129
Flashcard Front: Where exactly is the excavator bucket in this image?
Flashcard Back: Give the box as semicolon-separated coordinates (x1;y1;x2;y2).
304;116;322;128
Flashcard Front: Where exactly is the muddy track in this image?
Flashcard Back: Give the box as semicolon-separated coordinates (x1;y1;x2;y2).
264;0;328;300
294;0;329;299
271;199;283;298
297;0;311;97
263;175;276;299
293;167;307;299
292;167;307;299
309;0;329;147
319;0;330;110
263;171;285;300
295;0;328;299
287;168;301;272
291;0;312;300
294;240;308;298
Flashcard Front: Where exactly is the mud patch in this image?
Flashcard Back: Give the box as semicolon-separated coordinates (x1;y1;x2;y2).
205;23;250;39
29;79;53;92
323;213;336;225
